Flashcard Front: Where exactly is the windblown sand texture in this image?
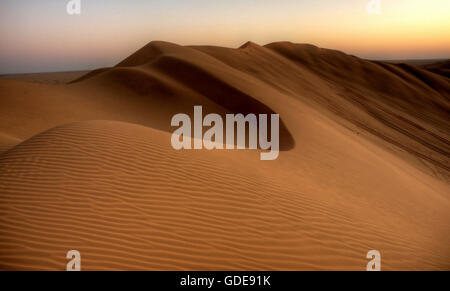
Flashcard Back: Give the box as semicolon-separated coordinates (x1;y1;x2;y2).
0;41;449;270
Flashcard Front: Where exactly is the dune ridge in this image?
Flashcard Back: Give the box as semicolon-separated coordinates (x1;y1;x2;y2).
0;41;449;270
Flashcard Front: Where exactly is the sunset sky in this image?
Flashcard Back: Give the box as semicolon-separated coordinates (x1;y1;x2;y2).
0;0;449;74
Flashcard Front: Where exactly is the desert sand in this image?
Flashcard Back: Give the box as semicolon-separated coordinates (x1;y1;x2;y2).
0;41;449;270
0;71;89;85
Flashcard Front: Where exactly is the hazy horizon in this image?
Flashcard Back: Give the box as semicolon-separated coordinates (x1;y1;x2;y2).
1;0;449;74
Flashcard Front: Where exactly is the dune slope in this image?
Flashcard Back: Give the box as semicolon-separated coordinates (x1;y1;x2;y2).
0;120;448;270
0;41;449;270
0;133;21;154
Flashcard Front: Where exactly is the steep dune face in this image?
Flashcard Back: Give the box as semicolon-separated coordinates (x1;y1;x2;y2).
0;41;449;270
208;41;450;178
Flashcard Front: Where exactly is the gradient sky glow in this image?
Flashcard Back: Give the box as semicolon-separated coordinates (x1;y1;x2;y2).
0;0;449;74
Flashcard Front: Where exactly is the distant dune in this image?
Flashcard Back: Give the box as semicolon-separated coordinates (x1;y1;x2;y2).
0;71;88;85
0;41;449;270
421;60;450;78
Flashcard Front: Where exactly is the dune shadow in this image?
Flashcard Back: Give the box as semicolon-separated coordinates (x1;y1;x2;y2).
72;54;295;151
151;55;295;151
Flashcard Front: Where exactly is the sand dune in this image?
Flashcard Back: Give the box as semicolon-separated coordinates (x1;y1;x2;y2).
0;41;449;270
0;71;88;85
422;60;450;78
0;133;21;154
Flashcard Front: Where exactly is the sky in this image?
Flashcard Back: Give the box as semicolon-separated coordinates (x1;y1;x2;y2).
0;0;449;74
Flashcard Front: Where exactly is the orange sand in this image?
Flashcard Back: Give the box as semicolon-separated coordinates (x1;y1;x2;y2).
0;41;448;270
